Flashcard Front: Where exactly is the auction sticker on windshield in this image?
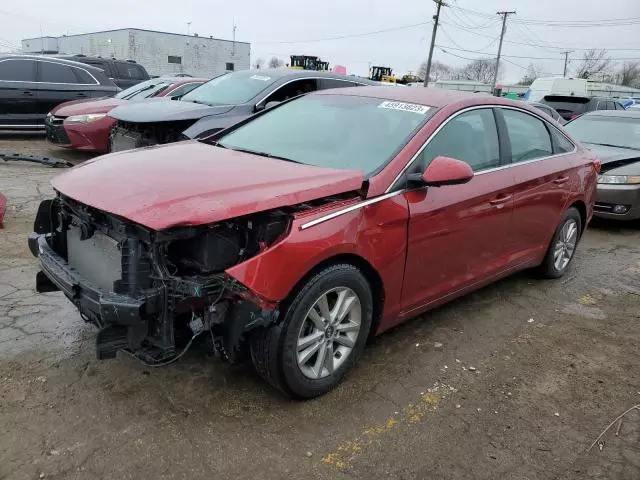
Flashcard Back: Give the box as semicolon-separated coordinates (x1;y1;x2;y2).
250;75;272;81
378;101;430;115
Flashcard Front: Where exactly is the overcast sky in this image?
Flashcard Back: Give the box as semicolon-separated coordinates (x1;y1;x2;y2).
1;0;639;81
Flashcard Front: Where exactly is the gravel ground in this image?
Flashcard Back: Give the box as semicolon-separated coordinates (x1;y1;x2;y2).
1;136;639;480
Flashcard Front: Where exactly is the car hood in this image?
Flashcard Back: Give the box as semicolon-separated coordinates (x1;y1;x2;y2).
51;98;127;116
584;143;640;174
108;98;235;123
52;141;365;230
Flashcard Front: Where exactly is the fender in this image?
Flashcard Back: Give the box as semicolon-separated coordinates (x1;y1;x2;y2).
225;194;410;327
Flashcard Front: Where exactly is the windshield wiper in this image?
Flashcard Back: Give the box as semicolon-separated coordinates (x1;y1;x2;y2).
584;142;640;151
224;146;300;163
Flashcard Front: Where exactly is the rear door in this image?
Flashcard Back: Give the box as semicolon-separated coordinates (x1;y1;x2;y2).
498;107;576;265
401;107;515;314
0;58;39;128
36;60;101;118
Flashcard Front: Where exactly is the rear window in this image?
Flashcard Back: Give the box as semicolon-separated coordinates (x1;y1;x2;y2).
540;95;590;119
115;63;147;80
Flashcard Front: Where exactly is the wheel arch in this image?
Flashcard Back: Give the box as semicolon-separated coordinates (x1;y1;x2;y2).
281;253;385;338
568;199;587;234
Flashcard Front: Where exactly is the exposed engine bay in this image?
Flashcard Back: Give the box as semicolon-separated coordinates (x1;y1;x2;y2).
109;120;196;151
29;194;297;364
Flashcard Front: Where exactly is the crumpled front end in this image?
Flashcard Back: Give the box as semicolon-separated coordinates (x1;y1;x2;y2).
28;195;288;364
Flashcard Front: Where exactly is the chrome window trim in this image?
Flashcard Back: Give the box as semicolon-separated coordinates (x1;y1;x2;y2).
386;104;577;192
254;77;368;106
299;190;404;230
0;58;99;85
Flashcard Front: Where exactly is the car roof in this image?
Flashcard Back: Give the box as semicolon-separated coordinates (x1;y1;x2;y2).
314;85;486;108
55;55;134;64
229;67;376;85
0;54;106;72
154;77;207;84
581;110;640;119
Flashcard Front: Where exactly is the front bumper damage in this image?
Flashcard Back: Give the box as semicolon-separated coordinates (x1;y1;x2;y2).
28;196;280;364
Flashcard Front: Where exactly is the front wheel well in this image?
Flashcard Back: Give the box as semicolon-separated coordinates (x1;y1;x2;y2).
283;254;385;337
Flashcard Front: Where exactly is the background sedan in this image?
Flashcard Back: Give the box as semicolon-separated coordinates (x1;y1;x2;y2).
45;77;207;153
565;110;640;220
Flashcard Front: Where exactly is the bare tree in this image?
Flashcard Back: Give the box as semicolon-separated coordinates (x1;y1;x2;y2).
268;57;284;68
617;61;640;87
574;49;612;79
253;58;264;69
417;60;452;82
517;63;541;86
460;58;497;84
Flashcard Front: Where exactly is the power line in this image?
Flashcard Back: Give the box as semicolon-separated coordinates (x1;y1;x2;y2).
434;44;640;61
439;20;640;51
450;5;640;26
438;28;499;54
253;21;430;44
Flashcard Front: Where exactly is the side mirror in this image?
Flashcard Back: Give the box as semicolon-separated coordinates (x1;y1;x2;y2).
407;155;474;187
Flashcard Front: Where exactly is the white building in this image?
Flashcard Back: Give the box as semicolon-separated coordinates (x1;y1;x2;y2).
22;28;250;78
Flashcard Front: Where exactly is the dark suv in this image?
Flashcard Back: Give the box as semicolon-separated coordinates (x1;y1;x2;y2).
539;95;625;121
0;55;119;130
57;55;150;89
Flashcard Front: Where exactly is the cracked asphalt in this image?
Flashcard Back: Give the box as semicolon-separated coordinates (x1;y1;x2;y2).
1;136;640;480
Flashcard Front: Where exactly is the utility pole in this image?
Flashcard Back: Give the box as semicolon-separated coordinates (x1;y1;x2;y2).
562;50;573;77
423;0;446;87
492;11;516;91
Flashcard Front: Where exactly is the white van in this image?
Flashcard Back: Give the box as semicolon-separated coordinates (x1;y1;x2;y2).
524;77;587;103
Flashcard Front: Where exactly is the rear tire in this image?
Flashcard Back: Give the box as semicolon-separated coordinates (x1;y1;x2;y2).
250;264;373;399
539;207;582;278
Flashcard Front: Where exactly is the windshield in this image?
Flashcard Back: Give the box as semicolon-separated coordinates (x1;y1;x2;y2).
115;79;171;100
181;72;276;105
565;115;640;150
215;94;433;176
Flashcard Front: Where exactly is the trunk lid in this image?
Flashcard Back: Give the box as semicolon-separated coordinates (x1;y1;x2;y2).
52;141;365;230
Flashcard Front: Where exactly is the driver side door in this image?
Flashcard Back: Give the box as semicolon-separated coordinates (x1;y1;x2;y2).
399;108;516;318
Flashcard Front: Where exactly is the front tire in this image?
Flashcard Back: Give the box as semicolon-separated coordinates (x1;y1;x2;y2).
250;264;373;399
539;207;582;278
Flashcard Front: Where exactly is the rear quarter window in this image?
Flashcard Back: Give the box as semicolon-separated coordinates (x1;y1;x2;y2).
72;67;97;84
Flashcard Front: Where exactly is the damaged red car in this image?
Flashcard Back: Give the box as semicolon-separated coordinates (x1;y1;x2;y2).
29;87;598;398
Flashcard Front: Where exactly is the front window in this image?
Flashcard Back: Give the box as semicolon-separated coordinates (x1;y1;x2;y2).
416;108;500;172
565;115;640;150
214;94;433;176
181;71;275;106
115;79;171;100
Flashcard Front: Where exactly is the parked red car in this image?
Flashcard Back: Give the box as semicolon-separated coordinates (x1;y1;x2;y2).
45;77;207;153
29;87;598;398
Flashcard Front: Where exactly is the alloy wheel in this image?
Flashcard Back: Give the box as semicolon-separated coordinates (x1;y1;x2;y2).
553;218;578;271
296;287;362;379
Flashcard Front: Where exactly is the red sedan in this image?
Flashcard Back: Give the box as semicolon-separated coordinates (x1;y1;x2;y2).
45;77;207;153
29;87;598;398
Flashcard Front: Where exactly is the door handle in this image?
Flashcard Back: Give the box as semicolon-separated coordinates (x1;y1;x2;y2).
553;176;569;184
489;194;512;206
76;93;88;97
22;91;34;96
